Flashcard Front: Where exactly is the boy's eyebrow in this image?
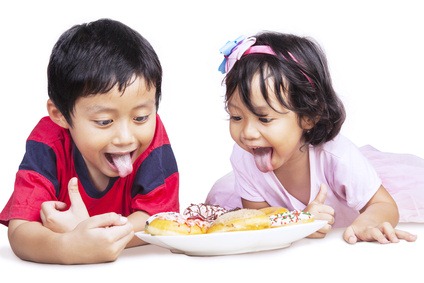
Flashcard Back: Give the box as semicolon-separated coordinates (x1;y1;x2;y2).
85;100;155;113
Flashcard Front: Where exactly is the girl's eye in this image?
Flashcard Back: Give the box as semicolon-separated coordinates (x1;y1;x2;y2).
95;119;113;126
259;117;273;123
230;115;242;121
134;115;148;123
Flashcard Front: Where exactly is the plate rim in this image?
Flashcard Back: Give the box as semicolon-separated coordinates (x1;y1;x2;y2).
136;219;327;256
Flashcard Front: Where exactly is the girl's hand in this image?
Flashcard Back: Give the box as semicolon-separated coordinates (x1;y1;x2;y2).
343;186;417;244
304;184;335;238
343;222;417;244
40;177;89;233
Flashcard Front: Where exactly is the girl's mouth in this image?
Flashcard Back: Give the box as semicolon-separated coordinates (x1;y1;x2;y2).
252;147;274;173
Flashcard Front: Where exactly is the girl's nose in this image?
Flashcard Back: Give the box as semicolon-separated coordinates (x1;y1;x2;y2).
241;121;260;141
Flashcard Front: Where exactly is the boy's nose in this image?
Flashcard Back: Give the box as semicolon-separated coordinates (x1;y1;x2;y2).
112;123;135;145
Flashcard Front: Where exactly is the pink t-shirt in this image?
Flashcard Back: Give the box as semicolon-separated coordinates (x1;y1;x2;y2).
231;135;381;228
207;135;424;227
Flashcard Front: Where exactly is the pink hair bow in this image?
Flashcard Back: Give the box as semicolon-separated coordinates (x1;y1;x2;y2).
218;36;256;74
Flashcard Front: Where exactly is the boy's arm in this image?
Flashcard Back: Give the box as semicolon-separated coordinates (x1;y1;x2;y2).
38;176;148;252
40;177;90;233
126;210;151;248
8;213;134;264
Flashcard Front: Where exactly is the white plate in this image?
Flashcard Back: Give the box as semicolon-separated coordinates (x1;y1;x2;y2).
136;220;327;256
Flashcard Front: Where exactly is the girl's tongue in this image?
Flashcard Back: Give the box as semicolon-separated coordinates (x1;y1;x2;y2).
112;153;133;177
253;147;273;173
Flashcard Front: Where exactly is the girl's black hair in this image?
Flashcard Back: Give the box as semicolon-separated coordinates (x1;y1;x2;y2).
47;18;162;126
224;31;346;146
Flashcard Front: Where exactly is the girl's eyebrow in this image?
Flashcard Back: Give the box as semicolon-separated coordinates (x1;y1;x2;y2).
252;106;269;112
227;101;270;113
226;101;238;109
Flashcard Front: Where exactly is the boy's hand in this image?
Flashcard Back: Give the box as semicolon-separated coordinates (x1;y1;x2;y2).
304;183;335;238
62;213;134;263
40;177;89;232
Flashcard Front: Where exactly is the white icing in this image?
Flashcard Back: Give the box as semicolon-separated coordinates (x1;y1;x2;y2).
146;212;186;225
183;203;228;222
146;211;210;228
269;210;313;226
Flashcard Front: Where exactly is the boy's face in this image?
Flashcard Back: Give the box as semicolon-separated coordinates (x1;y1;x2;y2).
65;77;157;188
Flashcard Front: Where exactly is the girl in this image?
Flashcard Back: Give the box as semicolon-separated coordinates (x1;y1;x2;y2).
206;32;423;244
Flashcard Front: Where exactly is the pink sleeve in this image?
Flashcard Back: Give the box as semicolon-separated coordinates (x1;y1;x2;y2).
320;137;382;211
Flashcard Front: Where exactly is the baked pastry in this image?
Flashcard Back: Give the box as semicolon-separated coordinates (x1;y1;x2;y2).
145;205;314;236
183;203;228;223
145;203;230;236
269;209;314;227
145;212;209;236
260;206;289;216
207;208;271;233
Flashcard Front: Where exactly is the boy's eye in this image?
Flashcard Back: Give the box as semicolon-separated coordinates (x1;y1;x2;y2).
134;115;148;123
95;119;113;126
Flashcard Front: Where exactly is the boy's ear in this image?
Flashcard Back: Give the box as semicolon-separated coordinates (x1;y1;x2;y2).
47;99;70;129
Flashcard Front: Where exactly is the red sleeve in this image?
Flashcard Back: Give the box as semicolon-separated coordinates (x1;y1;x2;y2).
131;172;179;216
0;170;57;225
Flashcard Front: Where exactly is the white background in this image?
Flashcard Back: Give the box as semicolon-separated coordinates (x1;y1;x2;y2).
1;0;423;216
1;1;423;281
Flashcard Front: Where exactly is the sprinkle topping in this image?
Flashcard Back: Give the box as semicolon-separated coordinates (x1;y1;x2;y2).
183;203;228;222
269;210;313;226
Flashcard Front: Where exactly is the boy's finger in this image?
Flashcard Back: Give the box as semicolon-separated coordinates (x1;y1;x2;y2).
88;213;130;229
68;177;88;215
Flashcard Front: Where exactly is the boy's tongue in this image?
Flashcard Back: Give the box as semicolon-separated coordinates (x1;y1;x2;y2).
112;153;133;178
253;147;273;173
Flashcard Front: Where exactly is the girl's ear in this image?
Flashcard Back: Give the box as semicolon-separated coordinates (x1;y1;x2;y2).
47;99;70;129
301;115;318;130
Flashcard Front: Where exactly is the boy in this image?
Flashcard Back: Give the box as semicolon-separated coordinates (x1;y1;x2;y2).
0;18;179;264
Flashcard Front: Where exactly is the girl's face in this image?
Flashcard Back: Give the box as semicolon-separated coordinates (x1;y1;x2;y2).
60;77;157;189
227;74;309;173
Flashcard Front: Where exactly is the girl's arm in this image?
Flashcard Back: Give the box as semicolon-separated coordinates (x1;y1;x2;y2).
241;198;269;209
343;185;417;244
242;185;335;239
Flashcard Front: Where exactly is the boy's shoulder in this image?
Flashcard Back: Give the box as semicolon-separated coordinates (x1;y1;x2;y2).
149;114;170;148
28;116;70;146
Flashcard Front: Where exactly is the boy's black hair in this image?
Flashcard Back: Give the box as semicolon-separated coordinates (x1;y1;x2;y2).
47;18;162;126
224;31;346;146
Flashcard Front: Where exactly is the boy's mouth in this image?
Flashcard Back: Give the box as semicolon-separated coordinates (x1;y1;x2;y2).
106;152;134;178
